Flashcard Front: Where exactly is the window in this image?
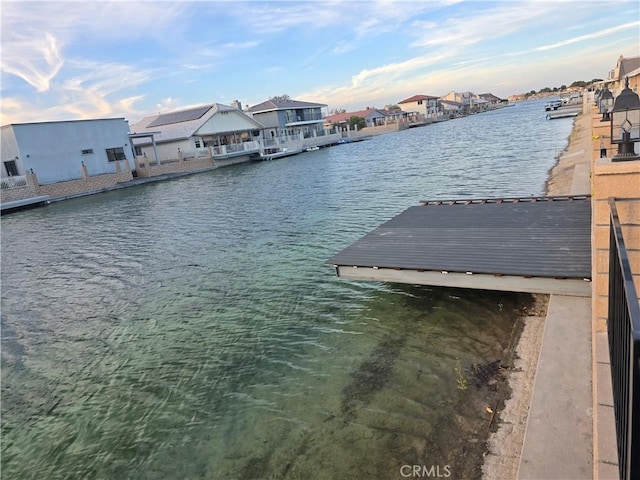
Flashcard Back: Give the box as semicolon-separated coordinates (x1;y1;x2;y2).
195;139;201;148
105;147;126;162
417;100;423;105
81;148;94;155
285;110;296;123
4;160;19;176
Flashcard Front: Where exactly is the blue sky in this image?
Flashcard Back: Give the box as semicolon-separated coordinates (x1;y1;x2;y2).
1;0;638;125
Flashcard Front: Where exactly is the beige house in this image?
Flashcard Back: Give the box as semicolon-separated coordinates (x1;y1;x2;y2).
398;94;440;116
130;103;265;165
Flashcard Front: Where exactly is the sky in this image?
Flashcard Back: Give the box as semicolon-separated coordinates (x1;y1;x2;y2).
1;0;638;125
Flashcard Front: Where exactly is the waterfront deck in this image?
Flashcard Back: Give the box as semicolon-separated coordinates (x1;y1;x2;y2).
327;195;592;296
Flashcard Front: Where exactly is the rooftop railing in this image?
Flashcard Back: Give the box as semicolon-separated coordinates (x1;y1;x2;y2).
608;198;640;480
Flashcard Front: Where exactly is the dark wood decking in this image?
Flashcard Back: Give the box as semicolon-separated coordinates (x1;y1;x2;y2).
327;196;592;295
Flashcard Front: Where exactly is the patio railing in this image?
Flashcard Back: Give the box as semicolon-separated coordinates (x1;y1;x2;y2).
608;198;640;480
0;175;27;190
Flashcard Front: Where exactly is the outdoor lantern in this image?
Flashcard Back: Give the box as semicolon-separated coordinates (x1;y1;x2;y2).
610;77;640;161
598;86;614;122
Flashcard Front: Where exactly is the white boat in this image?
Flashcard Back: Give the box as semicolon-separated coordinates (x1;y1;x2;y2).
546;111;579;120
260;146;303;161
544;100;562;111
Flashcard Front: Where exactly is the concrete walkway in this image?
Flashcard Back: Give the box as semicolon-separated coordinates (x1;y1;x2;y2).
518;294;593;479
517;111;620;478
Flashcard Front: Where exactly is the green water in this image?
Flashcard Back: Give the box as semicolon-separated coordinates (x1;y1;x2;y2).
1;100;572;479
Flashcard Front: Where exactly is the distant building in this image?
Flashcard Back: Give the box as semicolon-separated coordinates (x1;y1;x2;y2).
247;98;327;140
439;99;463;116
324;108;389;128
606;54;640;96
478;93;503;105
130;103;264;163
398;95;440;116
1;118;133;184
441;91;474;112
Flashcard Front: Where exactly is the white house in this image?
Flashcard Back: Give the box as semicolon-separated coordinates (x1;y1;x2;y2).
129;103;264;163
1;118;133;184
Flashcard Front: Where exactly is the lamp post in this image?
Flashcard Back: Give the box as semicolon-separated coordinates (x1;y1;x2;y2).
598;86;614;122
610;77;640;161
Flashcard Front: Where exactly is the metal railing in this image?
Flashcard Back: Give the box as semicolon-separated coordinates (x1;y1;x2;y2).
608;198;640;480
0;175;27;189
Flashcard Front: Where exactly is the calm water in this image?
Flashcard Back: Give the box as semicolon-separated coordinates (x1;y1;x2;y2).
1;99;574;479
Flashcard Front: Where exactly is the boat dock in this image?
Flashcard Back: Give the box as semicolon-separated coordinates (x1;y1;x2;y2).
326;195;591;296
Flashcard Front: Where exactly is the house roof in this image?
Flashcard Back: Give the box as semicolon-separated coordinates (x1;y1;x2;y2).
248;98;327;113
130;103;263;145
616;54;640;81
398;94;439;104
478;93;502;102
2;118;127;129
440;100;463;107
324;108;387;124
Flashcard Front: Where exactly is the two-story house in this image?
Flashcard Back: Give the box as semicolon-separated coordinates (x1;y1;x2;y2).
247;98;327;140
398;95;440;116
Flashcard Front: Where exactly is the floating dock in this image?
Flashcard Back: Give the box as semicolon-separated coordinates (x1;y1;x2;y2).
327;195;592;296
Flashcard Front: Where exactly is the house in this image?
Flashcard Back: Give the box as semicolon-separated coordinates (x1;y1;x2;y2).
478;93;503;106
398;95;440;116
1;118;134;208
323;108;389;128
129;103;264;164
439;99;463;116
469;96;490;112
1;118;133;184
441;91;475;112
247;98;327;140
606;54;640;95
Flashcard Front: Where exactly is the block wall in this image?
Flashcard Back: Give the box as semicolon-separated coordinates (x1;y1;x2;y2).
134;157;215;178
38;171;134;198
0;174;41;203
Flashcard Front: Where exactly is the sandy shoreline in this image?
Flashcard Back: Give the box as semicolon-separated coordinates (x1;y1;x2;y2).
481;109;592;479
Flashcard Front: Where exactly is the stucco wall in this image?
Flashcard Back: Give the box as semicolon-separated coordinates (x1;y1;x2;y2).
137;139;192;163
0;125;24;177
6;119;133;184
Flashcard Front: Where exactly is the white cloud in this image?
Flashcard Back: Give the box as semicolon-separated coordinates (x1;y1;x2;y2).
409;2;552;49
536;21;640;51
1;32;63;92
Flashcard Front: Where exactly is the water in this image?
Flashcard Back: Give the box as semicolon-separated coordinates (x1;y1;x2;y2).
1;99;574;479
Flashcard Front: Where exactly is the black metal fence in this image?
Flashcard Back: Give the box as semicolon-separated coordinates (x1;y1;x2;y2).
608;198;640;480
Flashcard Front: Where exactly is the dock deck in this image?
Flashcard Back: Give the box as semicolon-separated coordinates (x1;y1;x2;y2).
327;195;592;296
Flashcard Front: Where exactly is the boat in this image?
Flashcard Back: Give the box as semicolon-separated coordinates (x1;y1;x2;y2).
305;146;320;152
544;100;562;111
546;111;579;120
260;146;303;161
